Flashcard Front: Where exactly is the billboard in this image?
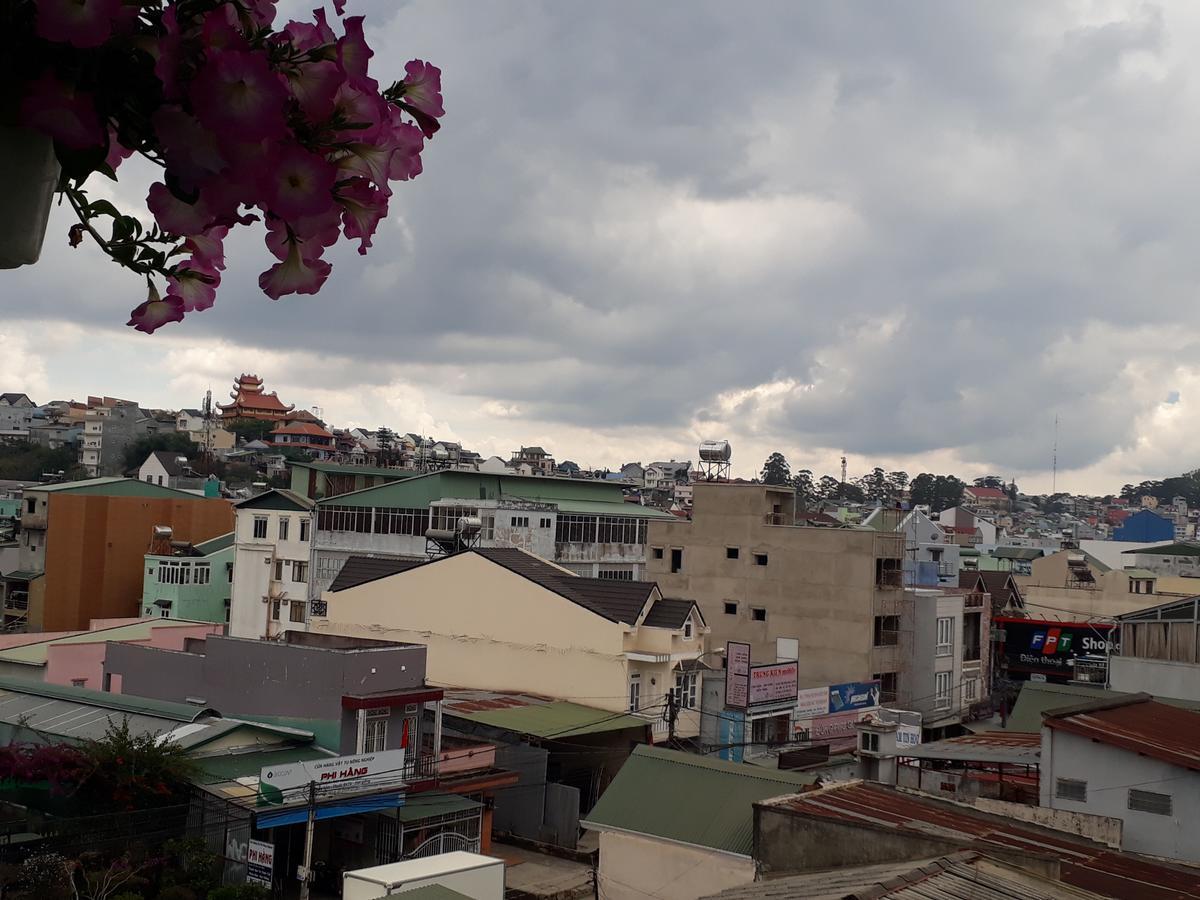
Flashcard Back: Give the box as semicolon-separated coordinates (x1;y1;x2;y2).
750;661;799;706
795;686;829;719
996;617;1119;683
799;710;870;751
828;680;881;714
725;641;751;709
259;749;406;804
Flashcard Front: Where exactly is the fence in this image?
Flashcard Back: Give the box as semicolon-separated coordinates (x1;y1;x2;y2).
0;802;193;863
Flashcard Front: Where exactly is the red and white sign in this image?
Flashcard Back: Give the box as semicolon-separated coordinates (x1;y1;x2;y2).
725;641;751;709
795;686;830;719
749;661;799;706
797;710;870;751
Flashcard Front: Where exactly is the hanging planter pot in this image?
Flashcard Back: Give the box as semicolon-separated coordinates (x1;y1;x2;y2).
0;126;59;269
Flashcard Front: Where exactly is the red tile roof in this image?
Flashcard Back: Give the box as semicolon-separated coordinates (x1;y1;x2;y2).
1043;694;1200;772
769;782;1200;899
271;422;333;437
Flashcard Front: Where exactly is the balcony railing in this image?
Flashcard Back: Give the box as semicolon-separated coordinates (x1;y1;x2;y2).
963;591;986;609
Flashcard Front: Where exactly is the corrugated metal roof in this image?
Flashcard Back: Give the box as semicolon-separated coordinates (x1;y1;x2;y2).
443;690;649;739
32;477;203;498
193;531;235;554
900;732;1040;765
582;745;816;856
394;793;481;823
767;782;1200;900
0;619;218;666
700;852;1105;899
1043;694;1200;772
330;556;425;591
192;745;335;784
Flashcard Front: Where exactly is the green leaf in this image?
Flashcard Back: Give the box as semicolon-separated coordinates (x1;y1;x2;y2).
87;199;122;219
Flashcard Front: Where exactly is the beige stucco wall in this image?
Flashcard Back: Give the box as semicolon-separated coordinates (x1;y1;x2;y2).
646;484;895;688
1018;556;1195;620
596;831;755;900
313;552;634;713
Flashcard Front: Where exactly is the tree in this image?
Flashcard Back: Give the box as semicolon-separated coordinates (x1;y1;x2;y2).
859;467;891;503
77;719;196;812
836;480;865;503
0;442;78;482
909;473;963;513
225;418;273;444
376;427;396;465
793;469;815;509
121;431;196;472
817;475;841;501
760;452;791;486
888;471;909;498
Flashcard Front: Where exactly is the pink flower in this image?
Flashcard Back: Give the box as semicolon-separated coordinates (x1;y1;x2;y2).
184;226;229;270
190;50;289;143
258;237;332;299
386;120;424;182
399;60;444;120
337;17;377;92
147;183;210;236
104;128;134;173
201;5;250;54
332;0;347;15
19;72;104;150
331;84;387;142
264;144;337;221
286;59;344;123
34;0;122;48
152;107;226;185
242;0;278;28
283;8;335;52
337;179;388;254
263;211;339;261
127;283;185;334
167;260;221;312
154;7;186;101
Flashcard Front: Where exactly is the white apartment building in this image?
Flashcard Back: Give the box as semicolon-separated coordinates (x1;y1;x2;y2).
228;489;315;639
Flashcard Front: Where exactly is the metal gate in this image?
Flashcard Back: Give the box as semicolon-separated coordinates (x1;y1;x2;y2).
404;830;478;860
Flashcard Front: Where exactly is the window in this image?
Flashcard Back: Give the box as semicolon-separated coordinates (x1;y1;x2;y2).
159;606;170;618
273;560;284;582
751;715;789;745
299;518;310;541
724;601;738;615
873;615;899;647
726;547;739;560
672;672;697;709
683;617;694;640
157;475;164;486
194;563;211;585
556;514;598;544
511;515;529;528
652;547;664;560
596;516;647;545
292;561;308;583
145;475;152;483
936;617;954;656
25;498;34;514
224;598;231;623
227;562;234;583
317;505;377;534
628;674;641;712
1128;789;1172;816
278;517;289;540
253;516;268;539
363;707;389;753
934;672;952;710
964;678;977;701
1055;778;1088;803
597;569;634;581
71;678;87;688
670;548;683;573
270;599;281;621
751;607;767;622
874;671;898;703
289;601;306;623
539;517;551;529
370;507;429;536
861;732;879;752
754;553;768;566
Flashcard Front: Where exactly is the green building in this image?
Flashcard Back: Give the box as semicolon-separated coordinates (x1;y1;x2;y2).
289;461;415;501
141;532;235;623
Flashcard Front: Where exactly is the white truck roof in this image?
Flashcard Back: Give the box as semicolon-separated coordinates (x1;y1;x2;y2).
344;852;502;887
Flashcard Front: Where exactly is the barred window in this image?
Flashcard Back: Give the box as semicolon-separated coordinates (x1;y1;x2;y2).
1128;789;1172;816
317;505;373;533
598;569;635;581
596;516;647;545
556;514;597;544
373;507;430;536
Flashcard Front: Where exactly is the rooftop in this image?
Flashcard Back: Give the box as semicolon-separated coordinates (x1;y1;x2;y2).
582;744;816;857
290;460;417;479
965;486;1009;499
30;476;204;499
1121;541;1200;557
765;781;1200;900
641;597;701;630
0;618;220;667
270;422;334;437
1005;681;1200;732
234;488;314;511
443;689;649;739
1043;694;1200;771
898;731;1041;766
193;531;236;555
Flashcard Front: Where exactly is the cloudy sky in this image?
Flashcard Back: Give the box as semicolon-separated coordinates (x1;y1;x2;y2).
5;0;1200;493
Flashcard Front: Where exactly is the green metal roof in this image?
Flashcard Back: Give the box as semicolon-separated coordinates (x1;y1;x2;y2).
191;745;333;785
1006;681;1200;732
0;675;214;722
394;793;481;823
992;547;1044;561
1122;542;1200;557
234;488;314;511
446;700;649;739
32;477;202;498
193;532;235;554
293;461;419;479
0;619;217;666
582;745;816;856
551;498;674;519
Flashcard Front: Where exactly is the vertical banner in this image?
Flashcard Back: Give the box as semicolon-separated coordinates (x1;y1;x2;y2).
725;641;751;709
246;839;274;887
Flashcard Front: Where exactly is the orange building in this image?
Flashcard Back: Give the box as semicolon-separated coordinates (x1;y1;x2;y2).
9;478;234;632
218;374;295;422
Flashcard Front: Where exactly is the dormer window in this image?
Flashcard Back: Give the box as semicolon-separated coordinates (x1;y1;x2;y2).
683;615;694;640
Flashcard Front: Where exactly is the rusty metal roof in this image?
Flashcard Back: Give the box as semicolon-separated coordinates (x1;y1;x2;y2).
767;782;1200;900
900;731;1041;766
1043;694;1200;773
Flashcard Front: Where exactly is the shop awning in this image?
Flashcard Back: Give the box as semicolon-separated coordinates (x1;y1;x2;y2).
256;790;406;829
393;794;481;824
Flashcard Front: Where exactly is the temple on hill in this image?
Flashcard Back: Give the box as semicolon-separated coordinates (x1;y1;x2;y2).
218;374;295;422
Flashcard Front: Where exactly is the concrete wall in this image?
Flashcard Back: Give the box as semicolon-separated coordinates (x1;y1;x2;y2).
1041;726;1200;861
972;798;1122;849
313;552;632;714
229;504;312;639
38;494;234;631
596;831;754;900
1110;656;1200;699
646;483;897;689
43;622;223;689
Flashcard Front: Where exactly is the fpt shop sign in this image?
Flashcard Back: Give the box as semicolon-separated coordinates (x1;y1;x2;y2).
997;618;1118;683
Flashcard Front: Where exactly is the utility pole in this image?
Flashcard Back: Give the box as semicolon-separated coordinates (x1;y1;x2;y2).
665;689;677;746
298;780;316;900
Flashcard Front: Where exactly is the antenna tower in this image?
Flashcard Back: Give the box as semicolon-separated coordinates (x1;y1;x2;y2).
1052;414;1058;496
201;389;214;474
840;454;848;485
